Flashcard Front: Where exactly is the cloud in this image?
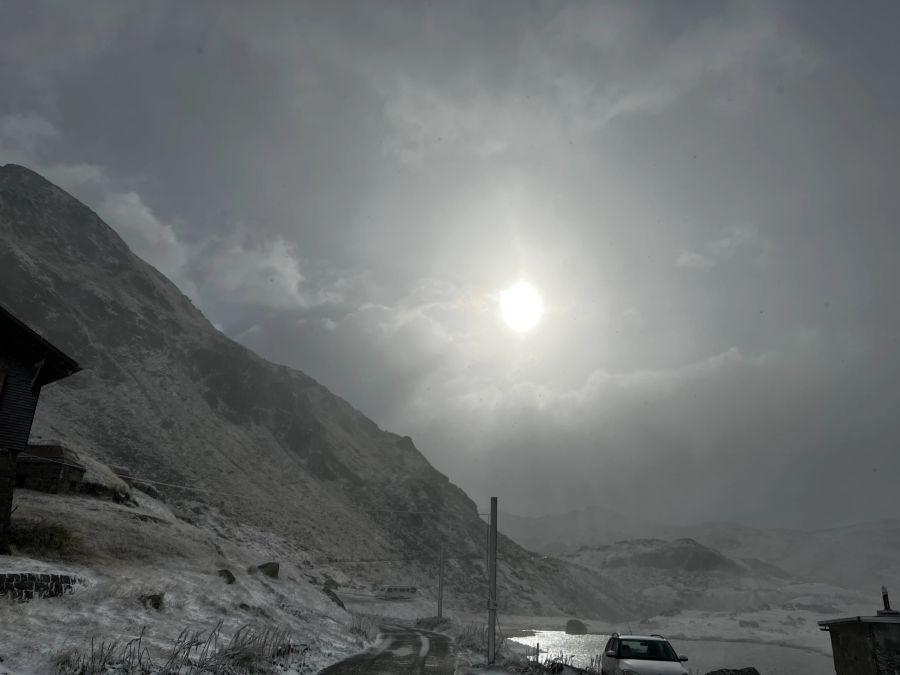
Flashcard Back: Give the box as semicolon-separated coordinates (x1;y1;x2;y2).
676;250;717;269
448;345;748;419
99;190;190;282
0;2;159;95
191;232;342;310
380;3;816;163
235;323;264;342
677;225;771;270
3;3;895;529
0;113;342;314
0;114;60;158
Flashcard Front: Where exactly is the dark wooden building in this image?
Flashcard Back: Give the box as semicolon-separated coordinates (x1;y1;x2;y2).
819;587;900;675
0;305;80;552
16;442;86;494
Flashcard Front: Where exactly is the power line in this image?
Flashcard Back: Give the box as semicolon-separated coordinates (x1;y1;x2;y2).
25;457;509;514
16;453;246;497
310;552;542;566
20;457;546;563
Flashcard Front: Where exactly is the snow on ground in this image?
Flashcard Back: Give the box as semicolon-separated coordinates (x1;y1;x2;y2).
631;608;834;655
0;490;371;674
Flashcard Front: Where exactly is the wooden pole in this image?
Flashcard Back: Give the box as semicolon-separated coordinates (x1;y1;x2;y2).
487;497;498;665
437;543;444;619
0;449;14;554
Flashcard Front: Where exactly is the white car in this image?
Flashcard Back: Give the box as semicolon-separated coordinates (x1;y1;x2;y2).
600;634;690;675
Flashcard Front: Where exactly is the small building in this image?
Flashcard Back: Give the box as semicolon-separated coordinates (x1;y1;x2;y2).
819;587;900;675
16;442;86;494
0;305;80;552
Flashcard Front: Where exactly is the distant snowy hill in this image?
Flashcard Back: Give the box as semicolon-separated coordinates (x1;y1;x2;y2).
501;505;659;553
681;520;900;592
564;538;789;616
562;537;876;620
0;164;628;619
501;503;900;601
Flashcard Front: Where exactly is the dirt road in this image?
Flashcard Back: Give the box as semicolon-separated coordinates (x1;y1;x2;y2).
318;626;456;675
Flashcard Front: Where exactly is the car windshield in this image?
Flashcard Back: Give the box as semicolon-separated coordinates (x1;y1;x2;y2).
618;639;679;662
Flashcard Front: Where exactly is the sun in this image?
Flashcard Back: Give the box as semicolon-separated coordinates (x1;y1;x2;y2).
500;281;543;333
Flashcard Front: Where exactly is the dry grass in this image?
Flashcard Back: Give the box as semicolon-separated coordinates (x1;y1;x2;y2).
10;519;82;559
415;616;453;632
456;622;489;652
11;490;214;565
347;612;381;643
54;622;305;674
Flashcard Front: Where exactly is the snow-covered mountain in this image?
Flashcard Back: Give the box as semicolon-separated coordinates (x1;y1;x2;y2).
681;520;900;592
0;164;627;618
564;538;798;616
501;503;900;600
501;505;660;553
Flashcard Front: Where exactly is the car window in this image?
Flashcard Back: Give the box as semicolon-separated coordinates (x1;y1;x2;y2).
617;639;678;661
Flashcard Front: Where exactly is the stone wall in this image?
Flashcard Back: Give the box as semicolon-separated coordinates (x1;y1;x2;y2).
15;459;84;493
0;572;81;601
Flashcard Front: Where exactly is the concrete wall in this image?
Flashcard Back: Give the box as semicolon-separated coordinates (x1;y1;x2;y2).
0;572;81;601
829;622;900;675
830;623;878;674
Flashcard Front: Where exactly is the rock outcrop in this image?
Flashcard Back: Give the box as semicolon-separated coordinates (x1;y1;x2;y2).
564;619;587;635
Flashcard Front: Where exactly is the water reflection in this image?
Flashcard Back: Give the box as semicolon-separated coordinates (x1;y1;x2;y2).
508;630;833;674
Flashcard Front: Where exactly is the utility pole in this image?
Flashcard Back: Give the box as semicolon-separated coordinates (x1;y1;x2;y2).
437;544;444;619
487;496;498;665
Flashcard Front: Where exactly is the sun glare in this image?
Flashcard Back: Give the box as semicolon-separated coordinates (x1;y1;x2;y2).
500;281;543;333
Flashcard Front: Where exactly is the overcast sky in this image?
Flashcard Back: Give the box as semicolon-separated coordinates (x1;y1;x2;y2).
2;0;898;528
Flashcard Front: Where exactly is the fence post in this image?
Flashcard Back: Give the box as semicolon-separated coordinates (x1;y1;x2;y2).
437;544;444;619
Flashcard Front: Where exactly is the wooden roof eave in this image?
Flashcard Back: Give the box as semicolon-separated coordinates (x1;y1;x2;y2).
0;305;81;386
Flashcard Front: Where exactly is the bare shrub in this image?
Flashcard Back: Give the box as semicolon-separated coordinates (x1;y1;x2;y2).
347;612;380;643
